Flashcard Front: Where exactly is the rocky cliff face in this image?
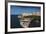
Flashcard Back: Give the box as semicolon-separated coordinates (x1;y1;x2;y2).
11;15;40;28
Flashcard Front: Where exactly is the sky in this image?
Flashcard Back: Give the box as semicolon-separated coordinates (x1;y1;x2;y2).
10;5;40;15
